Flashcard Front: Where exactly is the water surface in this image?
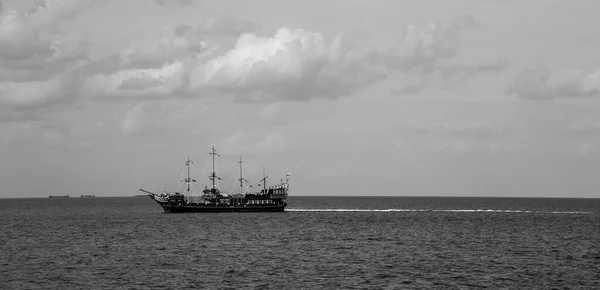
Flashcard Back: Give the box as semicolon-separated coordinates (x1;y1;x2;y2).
1;196;599;289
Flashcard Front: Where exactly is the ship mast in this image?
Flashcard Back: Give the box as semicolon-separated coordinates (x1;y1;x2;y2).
259;166;268;194
209;146;220;190
238;156;244;193
184;156;196;193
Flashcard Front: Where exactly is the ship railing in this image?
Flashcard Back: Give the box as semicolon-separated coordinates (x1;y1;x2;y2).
185;196;206;203
248;199;274;205
268;183;288;190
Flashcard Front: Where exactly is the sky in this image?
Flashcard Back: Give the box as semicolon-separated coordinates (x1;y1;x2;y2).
2;0;600;198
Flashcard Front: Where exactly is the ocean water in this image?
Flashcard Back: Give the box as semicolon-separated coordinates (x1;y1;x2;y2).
1;196;599;289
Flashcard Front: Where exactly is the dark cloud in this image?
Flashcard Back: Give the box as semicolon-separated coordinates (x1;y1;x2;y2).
0;1;91;112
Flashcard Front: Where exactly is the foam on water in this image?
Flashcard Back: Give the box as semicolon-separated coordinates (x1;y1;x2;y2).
287;208;593;214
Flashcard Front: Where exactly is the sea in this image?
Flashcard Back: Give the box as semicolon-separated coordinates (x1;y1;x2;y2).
1;196;599;289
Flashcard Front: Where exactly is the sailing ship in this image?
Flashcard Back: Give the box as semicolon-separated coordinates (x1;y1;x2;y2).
140;147;290;213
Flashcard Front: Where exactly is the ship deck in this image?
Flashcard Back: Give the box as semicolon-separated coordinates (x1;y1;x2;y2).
157;203;286;213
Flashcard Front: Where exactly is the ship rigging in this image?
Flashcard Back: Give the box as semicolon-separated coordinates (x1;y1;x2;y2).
140;146;290;213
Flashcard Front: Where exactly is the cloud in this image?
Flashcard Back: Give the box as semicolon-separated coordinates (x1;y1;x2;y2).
1;42;89;82
2;11;498;115
121;102;152;134
25;0;92;23
380;15;502;94
188;27;386;102
149;0;192;6
81;61;187;100
507;67;600;100
1;78;61;105
87;15;484;103
0;75;82;109
174;16;261;37
0;1;89;62
376;15;478;72
82;38;214;75
390;84;421;96
117;72;165;90
77;37;218;100
439;58;509;84
0;1;90;112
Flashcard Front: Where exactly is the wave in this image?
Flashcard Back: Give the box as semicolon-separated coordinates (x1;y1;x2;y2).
286;208;594;214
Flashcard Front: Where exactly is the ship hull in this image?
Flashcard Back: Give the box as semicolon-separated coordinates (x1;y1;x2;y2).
149;195;286;213
159;204;286;213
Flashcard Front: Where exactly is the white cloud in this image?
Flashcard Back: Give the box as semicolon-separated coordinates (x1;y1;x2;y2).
188;27;386;102
1;8;499;118
507;67;600;100
377;15;478;72
83;38;214;75
78;37;218;100
121;102;150;134
91;15;487;104
118;72;164;90
82;61;186;99
378;15;503;93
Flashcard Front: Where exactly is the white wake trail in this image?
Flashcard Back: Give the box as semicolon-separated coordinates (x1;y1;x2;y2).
286;209;593;214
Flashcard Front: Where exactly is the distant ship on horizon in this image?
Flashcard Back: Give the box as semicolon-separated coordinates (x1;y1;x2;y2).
140;146;290;213
49;195;70;198
80;194;95;198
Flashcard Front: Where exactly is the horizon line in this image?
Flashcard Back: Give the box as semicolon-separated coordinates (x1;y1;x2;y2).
1;195;599;199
